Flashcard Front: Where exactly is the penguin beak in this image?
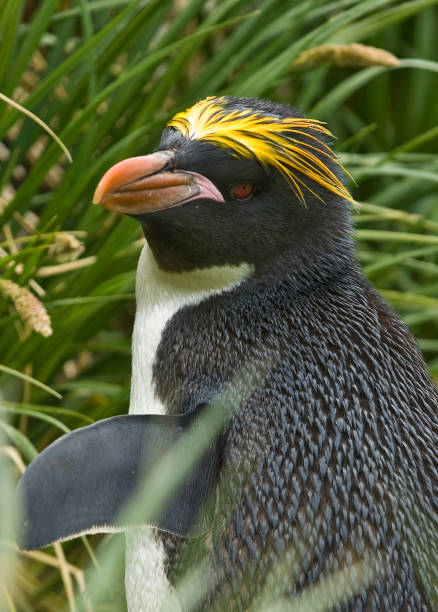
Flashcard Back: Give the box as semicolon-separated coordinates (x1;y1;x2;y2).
93;150;224;214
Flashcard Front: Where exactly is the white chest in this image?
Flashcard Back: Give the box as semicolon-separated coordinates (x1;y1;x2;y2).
125;243;252;611
129;244;253;416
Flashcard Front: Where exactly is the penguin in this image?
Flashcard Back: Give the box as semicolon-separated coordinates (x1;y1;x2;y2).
16;96;438;611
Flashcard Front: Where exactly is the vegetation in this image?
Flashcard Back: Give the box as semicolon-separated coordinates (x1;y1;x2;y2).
1;0;437;610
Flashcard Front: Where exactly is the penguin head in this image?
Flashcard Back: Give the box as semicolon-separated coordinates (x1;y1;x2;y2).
94;96;354;273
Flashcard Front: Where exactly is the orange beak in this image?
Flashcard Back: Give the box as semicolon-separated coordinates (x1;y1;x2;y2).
93;150;224;215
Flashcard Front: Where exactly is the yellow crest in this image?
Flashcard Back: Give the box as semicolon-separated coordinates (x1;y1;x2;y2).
167;96;353;205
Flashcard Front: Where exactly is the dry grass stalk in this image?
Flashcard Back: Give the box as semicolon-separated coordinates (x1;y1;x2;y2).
53;542;77;612
0;93;72;163
0;583;17;612
22;547;92;611
0;279;52;337
28;279;45;298
2;225;18;255
37;255;96;278
1;446;26;474
13;211;39;233
291;43;400;69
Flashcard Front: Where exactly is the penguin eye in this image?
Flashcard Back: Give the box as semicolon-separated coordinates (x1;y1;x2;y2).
230;183;255;201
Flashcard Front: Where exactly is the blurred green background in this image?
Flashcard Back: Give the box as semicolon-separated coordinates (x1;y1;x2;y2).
1;0;437;610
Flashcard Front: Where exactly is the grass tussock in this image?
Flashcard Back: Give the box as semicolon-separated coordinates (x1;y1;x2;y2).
1;0;438;610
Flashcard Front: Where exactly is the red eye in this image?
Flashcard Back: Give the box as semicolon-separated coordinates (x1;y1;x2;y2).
230;183;255;201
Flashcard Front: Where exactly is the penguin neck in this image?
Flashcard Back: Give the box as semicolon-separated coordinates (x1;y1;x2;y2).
136;244;254;294
129;244;254;416
252;232;356;291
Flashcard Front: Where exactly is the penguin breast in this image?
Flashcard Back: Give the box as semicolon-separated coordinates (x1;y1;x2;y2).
125;243;253;611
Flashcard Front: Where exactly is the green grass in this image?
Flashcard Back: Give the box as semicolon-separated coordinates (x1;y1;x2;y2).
1;0;438;610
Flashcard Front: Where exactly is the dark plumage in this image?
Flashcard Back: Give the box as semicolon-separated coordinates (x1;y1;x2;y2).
17;95;438;611
164;262;438;609
148;97;438;609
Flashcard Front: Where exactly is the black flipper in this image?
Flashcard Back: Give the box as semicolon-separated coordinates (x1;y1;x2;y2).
16;412;221;550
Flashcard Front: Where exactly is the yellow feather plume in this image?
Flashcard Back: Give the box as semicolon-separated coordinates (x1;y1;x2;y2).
167;96;353;205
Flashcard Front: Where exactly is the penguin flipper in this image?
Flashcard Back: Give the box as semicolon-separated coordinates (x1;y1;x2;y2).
16;413;220;550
